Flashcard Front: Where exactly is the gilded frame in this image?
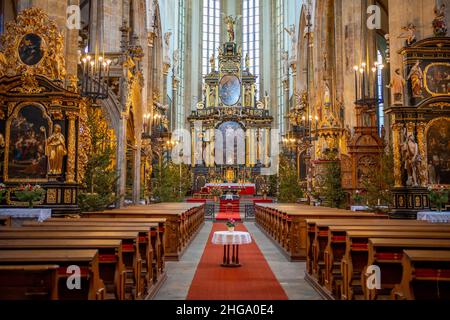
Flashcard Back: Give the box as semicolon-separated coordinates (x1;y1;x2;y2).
423;62;450;97
424;116;450;187
3;102;53;183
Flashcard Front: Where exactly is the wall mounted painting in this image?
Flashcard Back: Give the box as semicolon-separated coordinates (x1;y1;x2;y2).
427;118;450;185
18;33;45;66
424;63;450;96
219;75;241;106
7;105;49;181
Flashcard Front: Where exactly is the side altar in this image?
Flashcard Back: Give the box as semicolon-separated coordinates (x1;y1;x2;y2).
0;8;87;214
188;17;273;195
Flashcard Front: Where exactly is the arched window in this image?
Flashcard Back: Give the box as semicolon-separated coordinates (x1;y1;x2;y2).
243;0;260;97
202;0;221;77
376;50;385;136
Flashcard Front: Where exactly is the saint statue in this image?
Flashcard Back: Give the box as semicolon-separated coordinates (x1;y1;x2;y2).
282;51;289;77
163;32;172;65
284;24;297;62
407;61;423;98
210;53;215;71
433;4;448;36
46;124;67;175
264;91;270;109
387;68;406;105
223;15;240;42
245;53;250;71
401;130;421;187
398;23;417;47
173;49;179;76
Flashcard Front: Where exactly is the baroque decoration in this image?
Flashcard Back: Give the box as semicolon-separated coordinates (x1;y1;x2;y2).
0;8;85;214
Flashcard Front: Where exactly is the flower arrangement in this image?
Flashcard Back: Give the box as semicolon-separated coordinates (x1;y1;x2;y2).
0;183;6;202
429;186;449;212
352;190;363;205
210;187;222;202
15;184;46;208
226;218;237;232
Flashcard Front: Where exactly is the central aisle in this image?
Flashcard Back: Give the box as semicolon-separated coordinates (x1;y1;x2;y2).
186;223;288;300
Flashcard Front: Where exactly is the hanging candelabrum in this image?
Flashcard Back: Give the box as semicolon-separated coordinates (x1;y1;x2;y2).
79;51;112;100
353;60;384;104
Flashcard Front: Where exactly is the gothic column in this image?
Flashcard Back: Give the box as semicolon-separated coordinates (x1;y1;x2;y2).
283;78;290;135
392;123;403;187
416;122;428;186
116;113;128;207
133;142;141;204
66;112;77;183
172;76;180;132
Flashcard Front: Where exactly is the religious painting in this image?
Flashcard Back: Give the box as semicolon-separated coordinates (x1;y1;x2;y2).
6;105;50;181
426;118;450;185
219;75;241;106
18;33;45;66
424;63;450;96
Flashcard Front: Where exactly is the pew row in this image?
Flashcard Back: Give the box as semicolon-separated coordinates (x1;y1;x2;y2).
255;203;388;261
84;204;205;260
392;250;450;300
0;249;105;300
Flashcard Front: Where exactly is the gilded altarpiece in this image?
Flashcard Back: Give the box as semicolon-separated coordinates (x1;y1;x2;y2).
188;41;273;192
387;37;450;217
0;8;86;213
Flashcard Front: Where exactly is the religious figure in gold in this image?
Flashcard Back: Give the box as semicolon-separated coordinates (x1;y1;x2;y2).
407;61;424;98
222;15;241;42
46;124;67;175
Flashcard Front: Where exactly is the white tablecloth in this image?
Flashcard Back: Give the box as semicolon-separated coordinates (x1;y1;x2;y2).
212;231;252;245
0;209;52;222
417;211;450;223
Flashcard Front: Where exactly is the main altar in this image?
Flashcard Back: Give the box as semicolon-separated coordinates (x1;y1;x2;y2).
188;17;273;194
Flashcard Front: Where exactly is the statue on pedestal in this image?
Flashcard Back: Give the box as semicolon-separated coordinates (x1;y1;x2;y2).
433;4;448;36
222;15;241;42
210;53;215;71
284;24;297;62
387;68;406;105
46;124;67;175
401;130;421;187
163;32;172;65
173;49;179;76
407;61;424;98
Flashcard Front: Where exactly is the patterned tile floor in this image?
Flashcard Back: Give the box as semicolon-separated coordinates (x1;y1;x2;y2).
153;221;322;300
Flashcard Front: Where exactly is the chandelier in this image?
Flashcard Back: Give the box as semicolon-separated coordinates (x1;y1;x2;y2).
79;0;111;100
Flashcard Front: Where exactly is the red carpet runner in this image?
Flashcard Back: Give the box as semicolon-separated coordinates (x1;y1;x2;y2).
187;223;288;300
215;212;241;221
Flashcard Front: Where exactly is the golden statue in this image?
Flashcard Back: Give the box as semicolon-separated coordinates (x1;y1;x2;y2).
46;124;67;175
222;14;241;42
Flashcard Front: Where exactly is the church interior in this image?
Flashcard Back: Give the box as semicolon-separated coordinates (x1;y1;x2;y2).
0;0;450;304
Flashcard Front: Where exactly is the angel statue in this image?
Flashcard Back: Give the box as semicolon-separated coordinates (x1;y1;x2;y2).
398;23;417;47
433;4;448;36
284;24;297;62
222;14;241;42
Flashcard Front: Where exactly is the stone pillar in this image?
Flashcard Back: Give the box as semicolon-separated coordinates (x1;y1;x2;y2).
163;63;170;106
116;113;128;207
66;112;77;183
133;143;141;204
392;123;403;187
172;77;180;131
416;122;428;186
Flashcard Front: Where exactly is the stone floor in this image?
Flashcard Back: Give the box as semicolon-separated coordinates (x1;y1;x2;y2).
153;221;322;300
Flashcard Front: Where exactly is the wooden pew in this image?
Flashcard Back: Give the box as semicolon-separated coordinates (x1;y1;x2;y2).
341;230;450;300
392;250;450;300
307;219;432;279
20;221;164;295
364;238;450;300
43;217;166;277
317;223;450;296
0;265;59;300
0;250;105;300
0;231;142;299
84;205;205;261
0;216;11;227
255;203;388;261
0;239;126;300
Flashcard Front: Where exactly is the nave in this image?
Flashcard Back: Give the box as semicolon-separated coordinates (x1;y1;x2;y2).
154;221;321;301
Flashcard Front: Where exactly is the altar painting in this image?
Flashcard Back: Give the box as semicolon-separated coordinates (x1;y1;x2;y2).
427;118;450;185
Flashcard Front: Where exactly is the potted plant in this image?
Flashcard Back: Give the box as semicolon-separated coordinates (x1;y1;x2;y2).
429;186;449;212
15;184;46;208
352;190;363;206
226;218;237;232
0;183;6;203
